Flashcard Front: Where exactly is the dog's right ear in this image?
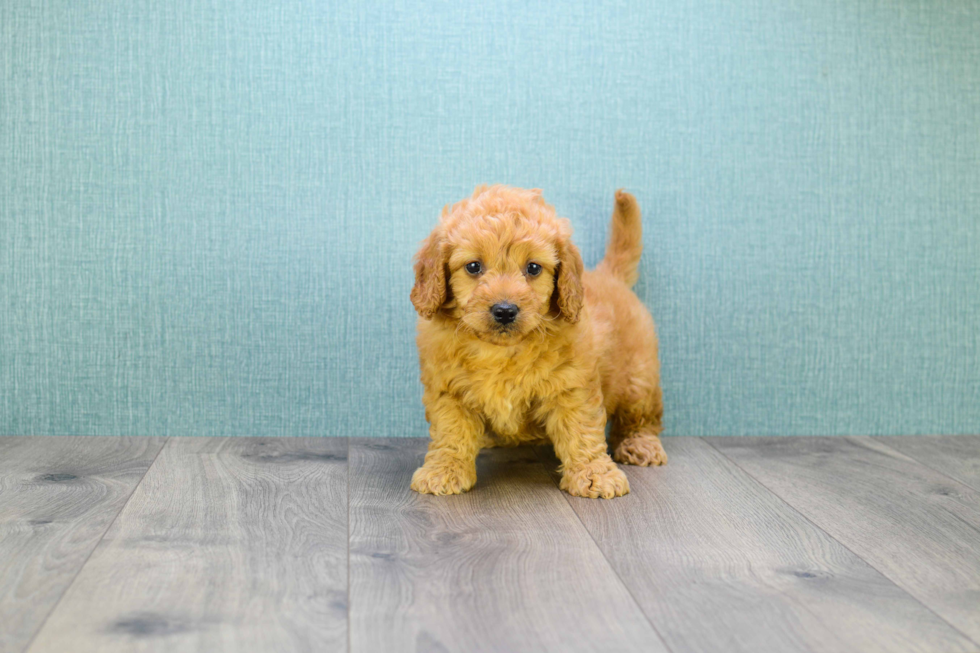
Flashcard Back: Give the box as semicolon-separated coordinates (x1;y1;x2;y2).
410;228;449;319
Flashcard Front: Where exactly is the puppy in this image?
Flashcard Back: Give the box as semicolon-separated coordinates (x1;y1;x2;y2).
409;185;665;498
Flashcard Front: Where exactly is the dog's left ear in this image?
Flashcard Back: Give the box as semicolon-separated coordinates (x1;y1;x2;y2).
554;235;584;323
410;228;449;319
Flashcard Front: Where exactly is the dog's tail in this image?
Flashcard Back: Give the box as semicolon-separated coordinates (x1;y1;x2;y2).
596;189;643;287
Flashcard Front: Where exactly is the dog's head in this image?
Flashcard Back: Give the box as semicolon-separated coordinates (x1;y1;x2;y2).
411;185;584;345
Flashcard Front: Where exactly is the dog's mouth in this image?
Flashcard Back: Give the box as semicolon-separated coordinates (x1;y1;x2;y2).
474;321;528;345
480;332;525;346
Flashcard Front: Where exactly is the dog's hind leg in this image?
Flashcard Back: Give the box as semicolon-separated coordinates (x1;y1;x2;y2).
609;377;667;467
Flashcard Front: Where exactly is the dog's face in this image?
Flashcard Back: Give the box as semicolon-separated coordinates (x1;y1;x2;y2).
411;186;584;345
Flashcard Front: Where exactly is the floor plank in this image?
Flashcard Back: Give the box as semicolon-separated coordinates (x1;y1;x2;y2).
708;436;980;646
0;436;165;653
26;437;348;653
542;437;975;653
348;438;669;653
875;435;980;492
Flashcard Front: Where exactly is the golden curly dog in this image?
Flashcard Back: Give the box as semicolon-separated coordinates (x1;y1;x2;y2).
409;185;665;499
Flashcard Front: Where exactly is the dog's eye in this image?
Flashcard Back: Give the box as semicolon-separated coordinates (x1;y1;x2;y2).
526;262;542;277
465;261;482;275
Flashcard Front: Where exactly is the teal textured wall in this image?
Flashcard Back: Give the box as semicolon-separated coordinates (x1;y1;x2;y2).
1;1;978;437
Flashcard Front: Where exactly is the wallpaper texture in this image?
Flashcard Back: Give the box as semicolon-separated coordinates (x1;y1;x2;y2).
1;1;978;437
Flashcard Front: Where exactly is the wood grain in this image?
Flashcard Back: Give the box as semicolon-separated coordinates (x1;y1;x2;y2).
26;437;348;653
0;436;165;653
875;435;980;492
709;436;980;646
10;434;980;653
348;438;669;653
543;437;977;653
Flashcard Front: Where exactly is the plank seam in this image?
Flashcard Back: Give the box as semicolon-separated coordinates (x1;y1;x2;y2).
868;436;980;494
533;446;679;653
21;436;171;653
701;436;980;650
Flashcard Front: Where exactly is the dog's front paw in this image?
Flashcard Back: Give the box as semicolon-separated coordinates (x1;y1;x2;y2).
613;434;668;466
410;461;477;496
560;458;630;499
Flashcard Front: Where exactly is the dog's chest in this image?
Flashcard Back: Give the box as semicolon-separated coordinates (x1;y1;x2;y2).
458;348;560;438
467;373;534;436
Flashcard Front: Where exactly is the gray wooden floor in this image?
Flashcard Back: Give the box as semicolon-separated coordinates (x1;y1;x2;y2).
1;436;978;653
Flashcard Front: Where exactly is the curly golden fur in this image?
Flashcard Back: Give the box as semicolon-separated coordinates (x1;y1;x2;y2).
410;185;665;499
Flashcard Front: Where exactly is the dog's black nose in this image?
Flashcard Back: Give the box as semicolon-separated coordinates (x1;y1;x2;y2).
491;302;520;325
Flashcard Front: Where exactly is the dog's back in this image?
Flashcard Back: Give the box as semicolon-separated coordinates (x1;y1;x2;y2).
585;191;664;448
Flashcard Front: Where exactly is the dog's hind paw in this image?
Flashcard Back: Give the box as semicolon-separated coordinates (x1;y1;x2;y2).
560;459;630;499
613;434;668;466
410;462;476;496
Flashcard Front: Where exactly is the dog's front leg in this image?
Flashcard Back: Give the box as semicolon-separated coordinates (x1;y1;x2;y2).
541;386;630;499
410;393;483;496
